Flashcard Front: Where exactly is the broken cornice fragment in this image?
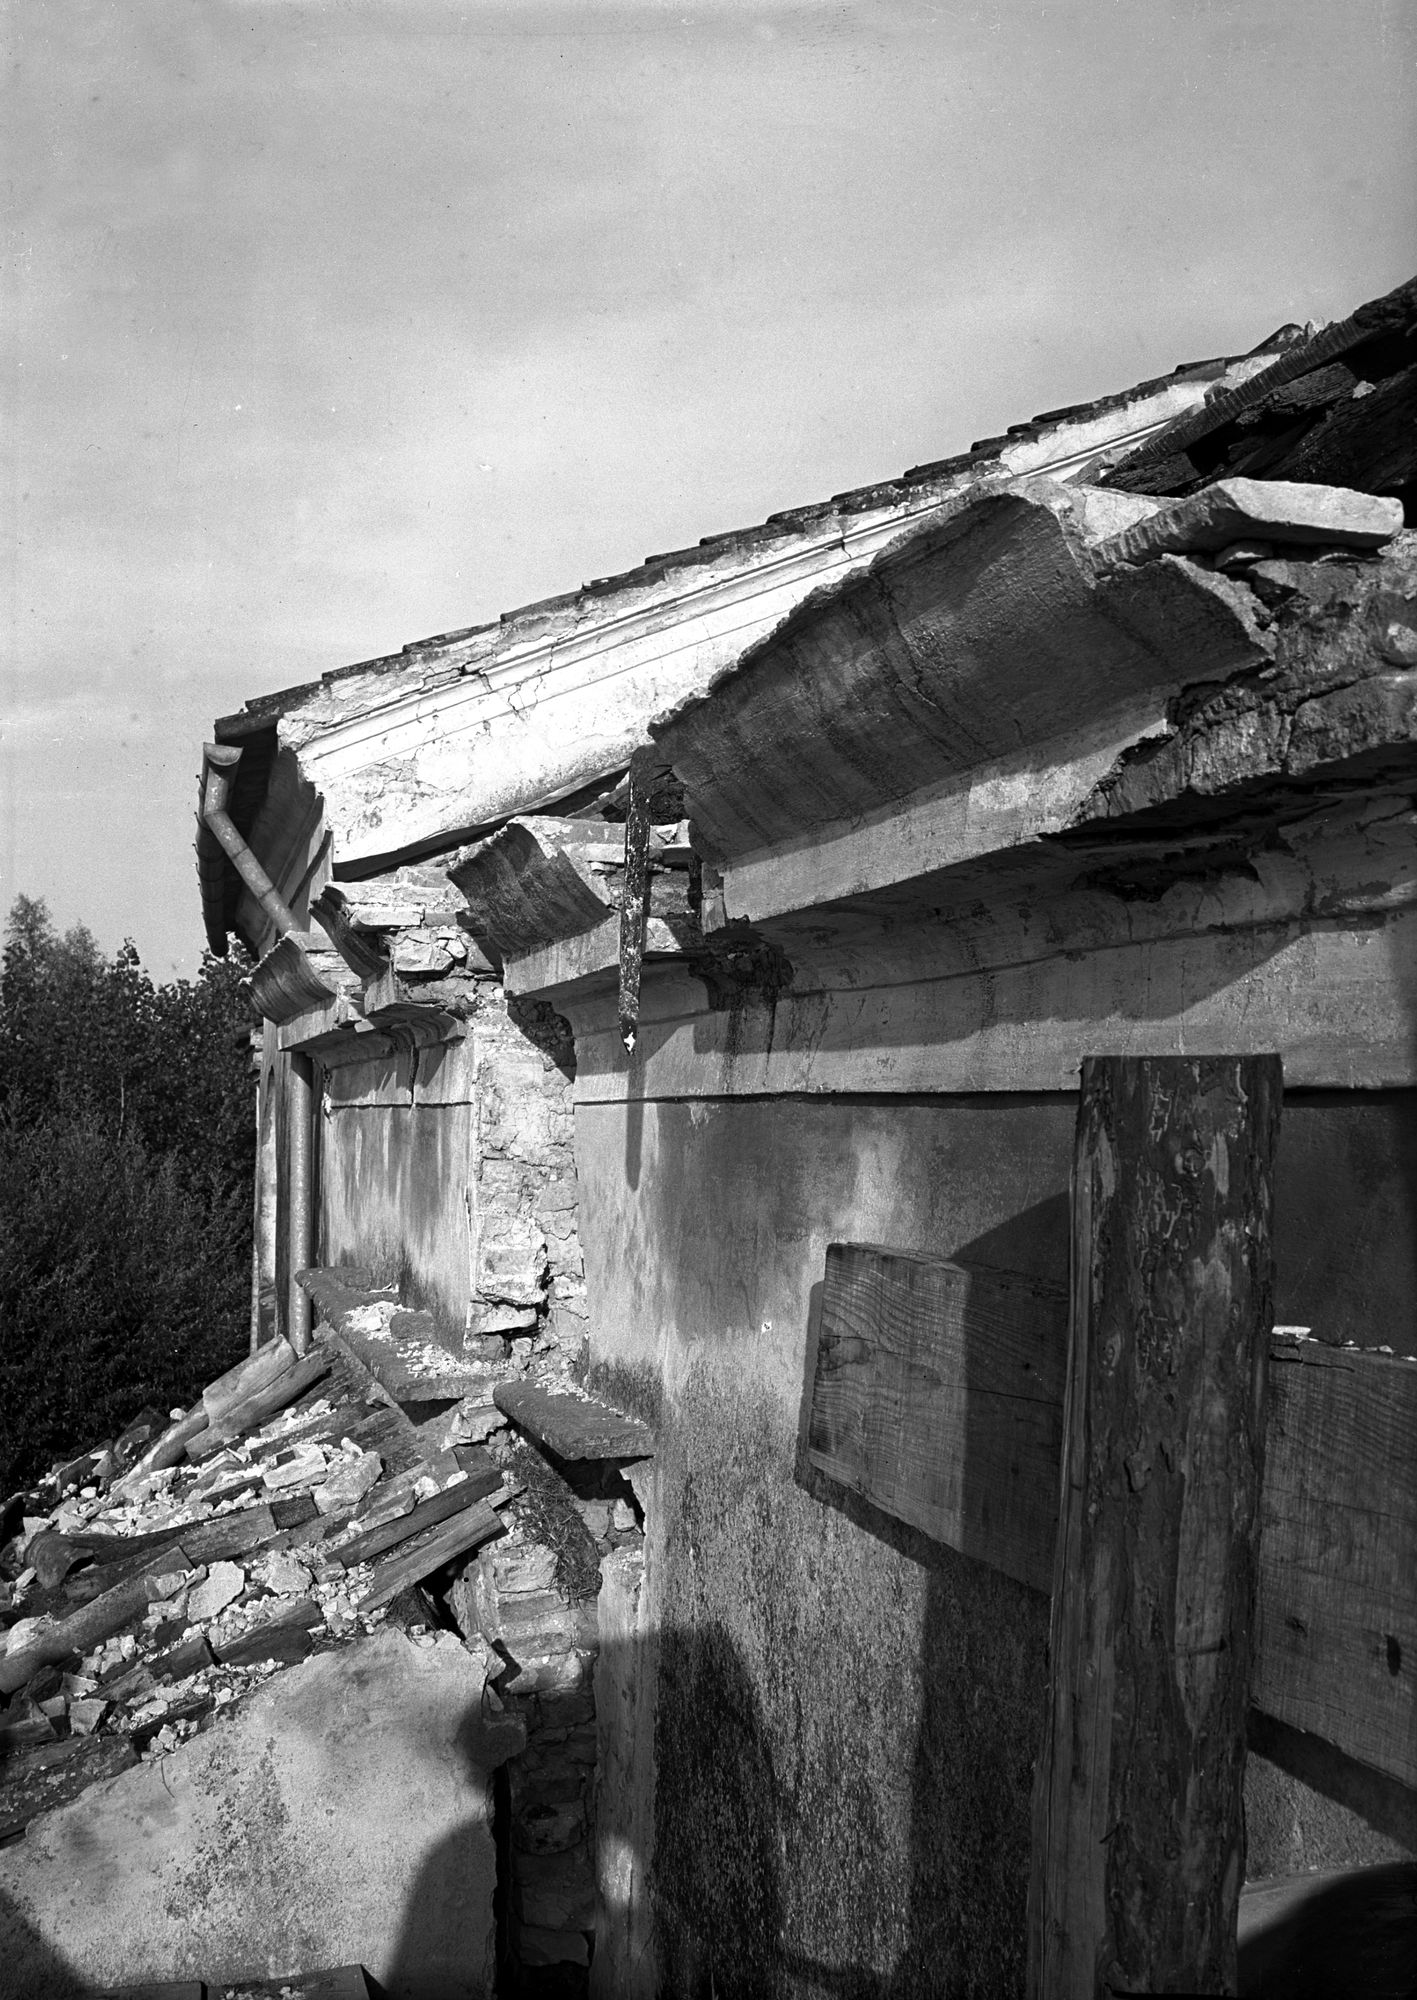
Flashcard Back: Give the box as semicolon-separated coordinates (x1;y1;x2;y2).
1092;478;1403;569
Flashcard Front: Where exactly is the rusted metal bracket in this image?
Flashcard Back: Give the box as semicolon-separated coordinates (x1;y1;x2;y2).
618;753;665;1053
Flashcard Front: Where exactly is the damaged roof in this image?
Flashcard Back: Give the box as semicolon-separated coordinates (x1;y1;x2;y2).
197;303;1333;949
209;319;1309;744
199;273;1415;965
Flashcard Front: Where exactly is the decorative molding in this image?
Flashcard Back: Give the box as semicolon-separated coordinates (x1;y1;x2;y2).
651;480;1270;862
270;351;1285;872
242;931;341;1025
449;818;618;960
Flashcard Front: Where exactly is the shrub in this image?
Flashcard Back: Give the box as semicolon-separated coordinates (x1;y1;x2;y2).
0;898;255;1492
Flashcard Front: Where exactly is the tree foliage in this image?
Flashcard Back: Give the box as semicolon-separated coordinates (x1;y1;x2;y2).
0;896;256;1492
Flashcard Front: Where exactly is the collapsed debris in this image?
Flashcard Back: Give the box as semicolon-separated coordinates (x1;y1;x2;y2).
1;1299;654;1994
0;1321;523;1842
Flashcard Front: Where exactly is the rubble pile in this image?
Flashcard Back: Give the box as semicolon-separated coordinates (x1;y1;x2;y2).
0;1323;520;1843
2;1287;656;1998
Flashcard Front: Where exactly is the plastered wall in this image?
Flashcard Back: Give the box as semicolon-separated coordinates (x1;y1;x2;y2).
576;1089;1417;1996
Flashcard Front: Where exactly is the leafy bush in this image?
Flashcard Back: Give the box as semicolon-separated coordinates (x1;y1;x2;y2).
0;897;255;1492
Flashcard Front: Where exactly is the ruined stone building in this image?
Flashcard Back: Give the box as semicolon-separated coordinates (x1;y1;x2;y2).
2;273;1415;1997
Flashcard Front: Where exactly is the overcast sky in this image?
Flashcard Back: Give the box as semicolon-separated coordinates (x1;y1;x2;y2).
3;0;1414;976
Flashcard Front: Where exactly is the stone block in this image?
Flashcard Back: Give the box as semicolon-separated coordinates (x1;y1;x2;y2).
513;1796;587;1854
509;1762;589;1812
487;1591;598;1658
517;1926;590;1969
563;1722;598;1763
473;1212;546;1309
1095;477;1404;567
538;1684;596;1730
502;1649;594;1697
470;1303;538;1336
513;1844;597;1931
487;1544;559;1597
0;1628;512;1996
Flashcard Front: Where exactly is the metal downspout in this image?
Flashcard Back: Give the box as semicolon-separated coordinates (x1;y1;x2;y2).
285;1053;315;1356
202;742;314;1356
201;743;300;937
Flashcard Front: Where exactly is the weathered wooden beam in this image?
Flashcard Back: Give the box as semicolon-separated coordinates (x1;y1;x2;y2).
1028;1054;1281;2000
808;1247;1067;1591
189;1346;332;1459
1253;1333;1417;1788
617;755;658;1053
330;1464;515;1571
807;1246;1417;1793
494;1378;656;1461
0;1734;139;1844
358;1497;507;1612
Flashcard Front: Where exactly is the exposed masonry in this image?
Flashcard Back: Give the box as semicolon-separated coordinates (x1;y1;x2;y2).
446;1445;647;1989
471;986;585;1357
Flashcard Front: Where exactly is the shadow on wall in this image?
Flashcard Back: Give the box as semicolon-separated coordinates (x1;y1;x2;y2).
635;1196;1066;2000
650;1598;1041;2000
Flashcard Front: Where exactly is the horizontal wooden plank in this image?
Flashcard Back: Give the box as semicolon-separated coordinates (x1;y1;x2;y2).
0;1731;138;1841
1252;1338;1417;1787
808;1244;1067;1592
214;1600;322;1670
359;1499;507;1612
332;1465;512;1570
808;1245;1417;1786
494;1380;656;1461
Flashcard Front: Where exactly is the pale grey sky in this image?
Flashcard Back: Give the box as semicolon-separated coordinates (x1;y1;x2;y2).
3;0;1414;974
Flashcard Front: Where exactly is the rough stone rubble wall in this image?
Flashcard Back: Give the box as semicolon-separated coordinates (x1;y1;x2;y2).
450;1493;646;1980
468;985;586;1363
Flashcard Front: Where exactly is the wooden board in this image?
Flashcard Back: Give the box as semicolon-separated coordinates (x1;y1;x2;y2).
332;1465;510;1570
0;1733;138;1841
360;1499;507;1612
494;1380;656;1462
1253;1336;1417;1787
807;1244;1067;1591
820;1247;1417;1803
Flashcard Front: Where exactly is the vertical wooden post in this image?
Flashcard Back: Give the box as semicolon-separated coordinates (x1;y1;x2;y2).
1028;1055;1281;1999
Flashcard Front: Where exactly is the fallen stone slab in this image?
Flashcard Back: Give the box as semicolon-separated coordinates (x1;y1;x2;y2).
298;1268;509;1403
493;1380;655;1462
0;1629;517;1996
1092;477;1404;568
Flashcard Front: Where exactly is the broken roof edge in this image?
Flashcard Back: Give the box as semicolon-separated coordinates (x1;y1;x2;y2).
210;332;1297;748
